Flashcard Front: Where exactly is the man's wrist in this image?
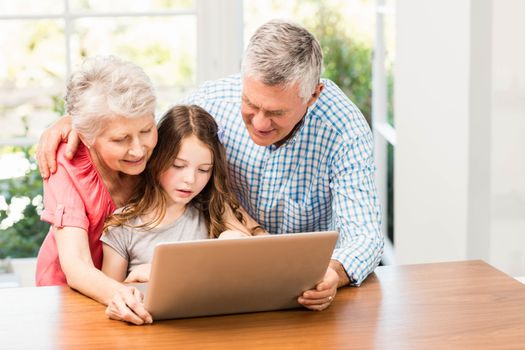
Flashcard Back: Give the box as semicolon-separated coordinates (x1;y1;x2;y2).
329;259;350;288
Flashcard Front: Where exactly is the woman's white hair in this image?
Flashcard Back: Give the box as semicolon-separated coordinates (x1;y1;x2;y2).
241;20;323;103
65;55;156;144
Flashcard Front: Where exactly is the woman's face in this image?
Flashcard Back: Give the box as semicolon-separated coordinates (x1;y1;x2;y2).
91;114;157;175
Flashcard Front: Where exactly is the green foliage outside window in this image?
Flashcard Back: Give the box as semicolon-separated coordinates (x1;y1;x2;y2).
302;1;395;127
303;3;373;126
0;98;63;259
0;146;48;259
302;2;395;243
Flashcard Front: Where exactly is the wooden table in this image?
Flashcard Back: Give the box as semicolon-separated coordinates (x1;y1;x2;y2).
1;260;525;349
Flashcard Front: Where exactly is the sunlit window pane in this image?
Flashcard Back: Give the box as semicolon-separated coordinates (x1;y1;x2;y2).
69;0;195;13
0;0;63;15
244;0;375;124
243;0;375;45
385;7;396;127
0;20;66;139
70;15;196;112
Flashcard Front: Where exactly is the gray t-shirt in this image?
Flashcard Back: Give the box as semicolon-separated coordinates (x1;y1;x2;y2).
101;206;208;274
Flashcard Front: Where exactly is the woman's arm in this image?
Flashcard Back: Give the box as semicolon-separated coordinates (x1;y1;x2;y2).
55;226;152;324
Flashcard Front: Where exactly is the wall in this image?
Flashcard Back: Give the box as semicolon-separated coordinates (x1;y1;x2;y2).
489;0;525;277
395;0;525;276
395;0;474;263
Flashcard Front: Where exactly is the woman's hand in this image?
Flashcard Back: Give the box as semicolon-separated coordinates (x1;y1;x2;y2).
124;264;152;283
105;285;153;325
218;230;250;239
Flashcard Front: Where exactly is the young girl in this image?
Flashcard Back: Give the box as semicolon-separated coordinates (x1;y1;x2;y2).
101;105;264;284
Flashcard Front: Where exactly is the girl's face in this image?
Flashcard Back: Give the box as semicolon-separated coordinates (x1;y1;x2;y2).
90;114;157;176
160;135;213;207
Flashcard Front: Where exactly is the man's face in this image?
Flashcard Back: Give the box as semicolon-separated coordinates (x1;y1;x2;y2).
241;76;320;147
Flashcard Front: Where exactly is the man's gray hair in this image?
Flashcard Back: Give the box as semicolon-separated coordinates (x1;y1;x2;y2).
65;55;156;144
241;20;323;103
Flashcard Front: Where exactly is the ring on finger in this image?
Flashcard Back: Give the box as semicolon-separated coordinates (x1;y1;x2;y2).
328;296;333;302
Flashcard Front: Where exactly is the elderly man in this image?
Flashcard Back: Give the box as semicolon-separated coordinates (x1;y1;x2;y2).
38;20;383;311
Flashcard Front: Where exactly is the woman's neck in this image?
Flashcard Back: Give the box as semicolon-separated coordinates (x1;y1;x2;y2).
88;147;136;207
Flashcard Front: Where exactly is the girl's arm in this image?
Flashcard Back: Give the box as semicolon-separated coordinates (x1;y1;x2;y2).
103;241;151;283
102;243;128;282
238;206;268;236
55;226;152;325
222;204;268;236
124;264;152;283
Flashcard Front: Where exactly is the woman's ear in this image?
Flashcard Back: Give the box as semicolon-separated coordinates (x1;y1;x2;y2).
78;134;91;149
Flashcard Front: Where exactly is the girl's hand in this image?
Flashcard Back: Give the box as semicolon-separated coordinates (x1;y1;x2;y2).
124;264;152;283
105;285;153;325
218;230;250;239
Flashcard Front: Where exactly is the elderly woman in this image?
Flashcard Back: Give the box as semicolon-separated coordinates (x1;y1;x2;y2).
36;56;156;325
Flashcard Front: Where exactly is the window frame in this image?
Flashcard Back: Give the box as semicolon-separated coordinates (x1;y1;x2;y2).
372;0;396;265
0;0;243;147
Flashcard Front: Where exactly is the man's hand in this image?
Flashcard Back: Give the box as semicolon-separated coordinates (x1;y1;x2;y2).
36;116;79;179
329;259;350;288
105;285;153;325
124;264;152;283
298;266;339;311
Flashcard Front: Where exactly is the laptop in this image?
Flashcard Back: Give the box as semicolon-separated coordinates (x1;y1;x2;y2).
134;230;339;320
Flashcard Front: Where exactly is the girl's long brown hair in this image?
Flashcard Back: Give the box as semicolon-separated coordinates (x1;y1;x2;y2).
105;104;255;238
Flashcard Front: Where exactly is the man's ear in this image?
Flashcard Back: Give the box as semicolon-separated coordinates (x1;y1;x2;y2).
306;83;325;107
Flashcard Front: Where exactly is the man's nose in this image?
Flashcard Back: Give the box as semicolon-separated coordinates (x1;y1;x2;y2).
251;111;272;131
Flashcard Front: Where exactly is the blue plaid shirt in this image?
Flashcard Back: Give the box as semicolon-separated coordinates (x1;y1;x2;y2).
184;75;383;285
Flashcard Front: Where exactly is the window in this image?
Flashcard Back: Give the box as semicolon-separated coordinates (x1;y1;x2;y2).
372;0;396;264
0;0;242;259
0;0;197;146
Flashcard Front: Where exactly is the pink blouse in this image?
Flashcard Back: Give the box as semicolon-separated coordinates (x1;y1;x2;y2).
36;143;116;286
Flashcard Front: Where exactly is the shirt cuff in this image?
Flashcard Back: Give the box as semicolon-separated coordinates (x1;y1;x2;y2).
41;204;89;231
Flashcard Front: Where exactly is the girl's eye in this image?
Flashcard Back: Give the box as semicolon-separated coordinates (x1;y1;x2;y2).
141;128;152;134
198;168;211;173
112;138;125;143
173;164;184;169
